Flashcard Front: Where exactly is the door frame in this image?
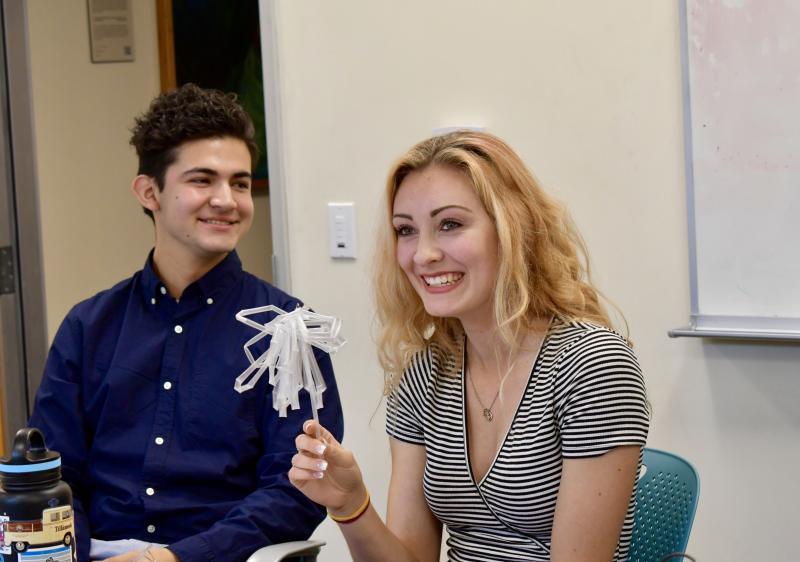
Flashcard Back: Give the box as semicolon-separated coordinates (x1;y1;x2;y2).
0;0;49;449
258;0;292;291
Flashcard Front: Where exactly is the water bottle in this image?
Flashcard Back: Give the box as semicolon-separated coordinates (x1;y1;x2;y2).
0;428;76;562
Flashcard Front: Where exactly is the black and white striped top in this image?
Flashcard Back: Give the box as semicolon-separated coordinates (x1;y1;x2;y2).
386;318;649;562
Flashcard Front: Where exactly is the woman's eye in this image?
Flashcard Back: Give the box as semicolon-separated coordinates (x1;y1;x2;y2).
394;225;415;236
440;219;462;231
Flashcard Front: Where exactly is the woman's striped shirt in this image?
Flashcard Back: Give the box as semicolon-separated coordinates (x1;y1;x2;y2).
386;318;649;561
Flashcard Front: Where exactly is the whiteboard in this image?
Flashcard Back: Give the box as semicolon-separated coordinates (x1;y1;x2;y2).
673;0;800;340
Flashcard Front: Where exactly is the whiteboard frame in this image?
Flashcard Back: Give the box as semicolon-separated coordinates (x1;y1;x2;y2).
671;0;800;341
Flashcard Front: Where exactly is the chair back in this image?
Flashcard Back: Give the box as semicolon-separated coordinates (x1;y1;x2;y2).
628;448;700;562
246;540;324;562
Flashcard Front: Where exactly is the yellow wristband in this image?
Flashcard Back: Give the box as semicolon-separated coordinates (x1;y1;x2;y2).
328;490;371;524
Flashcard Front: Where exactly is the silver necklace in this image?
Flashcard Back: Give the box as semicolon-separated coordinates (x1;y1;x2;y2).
467;368;500;422
465;328;549;422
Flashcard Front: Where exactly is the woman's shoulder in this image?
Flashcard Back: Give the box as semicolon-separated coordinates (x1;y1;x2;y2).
386;343;455;427
403;342;458;381
547;317;634;361
545;317;643;398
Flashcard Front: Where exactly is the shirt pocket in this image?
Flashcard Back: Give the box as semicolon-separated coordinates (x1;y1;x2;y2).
184;367;262;455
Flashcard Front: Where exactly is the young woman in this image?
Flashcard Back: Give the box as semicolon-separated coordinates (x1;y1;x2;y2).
290;131;649;561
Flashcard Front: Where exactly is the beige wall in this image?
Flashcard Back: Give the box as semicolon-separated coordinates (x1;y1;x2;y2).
27;1;271;341
28;0;158;340
267;1;800;560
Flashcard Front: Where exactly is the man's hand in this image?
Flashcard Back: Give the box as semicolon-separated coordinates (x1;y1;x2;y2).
102;547;178;562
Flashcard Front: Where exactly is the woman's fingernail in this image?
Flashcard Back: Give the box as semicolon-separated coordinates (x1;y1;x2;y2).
316;461;328;471
313;471;324;479
315;444;327;455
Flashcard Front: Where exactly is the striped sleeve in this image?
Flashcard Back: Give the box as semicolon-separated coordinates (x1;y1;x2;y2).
385;350;432;445
553;328;649;457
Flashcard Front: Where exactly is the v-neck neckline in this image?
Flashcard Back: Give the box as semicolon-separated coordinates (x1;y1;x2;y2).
462;318;553;487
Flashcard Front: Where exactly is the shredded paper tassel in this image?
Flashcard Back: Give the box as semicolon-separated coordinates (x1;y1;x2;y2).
234;305;346;421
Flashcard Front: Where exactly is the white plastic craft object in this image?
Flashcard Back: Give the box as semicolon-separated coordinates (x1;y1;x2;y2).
234;305;345;428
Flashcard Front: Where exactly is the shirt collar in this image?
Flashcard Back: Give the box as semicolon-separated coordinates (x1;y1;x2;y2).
140;250;244;303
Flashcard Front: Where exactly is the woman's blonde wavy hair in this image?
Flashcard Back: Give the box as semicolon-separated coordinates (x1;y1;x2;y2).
375;131;617;393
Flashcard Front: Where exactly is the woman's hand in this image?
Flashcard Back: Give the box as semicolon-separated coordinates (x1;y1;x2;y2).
290;419;368;517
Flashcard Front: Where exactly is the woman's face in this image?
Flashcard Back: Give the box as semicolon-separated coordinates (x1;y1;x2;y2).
392;165;499;328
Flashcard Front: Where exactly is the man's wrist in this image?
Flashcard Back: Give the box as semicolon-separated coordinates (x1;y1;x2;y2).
140;547;178;562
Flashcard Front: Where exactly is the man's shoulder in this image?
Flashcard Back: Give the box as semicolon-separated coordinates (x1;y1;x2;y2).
238;270;305;311
67;271;141;321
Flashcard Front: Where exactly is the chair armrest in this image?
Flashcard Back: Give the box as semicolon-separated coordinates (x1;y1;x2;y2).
246;540;326;562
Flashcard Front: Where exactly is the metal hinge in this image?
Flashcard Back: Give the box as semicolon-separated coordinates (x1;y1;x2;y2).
0;246;15;294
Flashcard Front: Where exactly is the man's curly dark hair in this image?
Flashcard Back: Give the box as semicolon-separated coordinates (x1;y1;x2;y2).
130;83;259;218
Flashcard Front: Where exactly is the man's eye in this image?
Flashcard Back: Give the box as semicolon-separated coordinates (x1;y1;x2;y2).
440;219;462;231
235;182;251;190
190;177;210;185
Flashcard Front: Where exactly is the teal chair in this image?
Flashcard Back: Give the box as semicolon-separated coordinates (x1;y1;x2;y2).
628;448;700;562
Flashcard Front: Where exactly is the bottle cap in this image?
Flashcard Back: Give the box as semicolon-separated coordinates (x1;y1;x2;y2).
0;427;61;475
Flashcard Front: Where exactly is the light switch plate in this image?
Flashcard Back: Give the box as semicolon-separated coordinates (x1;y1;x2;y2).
327;202;356;259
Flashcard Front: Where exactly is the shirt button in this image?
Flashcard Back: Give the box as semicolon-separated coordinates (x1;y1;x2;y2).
174;325;183;334
206;297;214;305
147;525;156;534
150;297;156;305
146;487;155;496
163;381;172;390
160;286;167;295
154;437;164;445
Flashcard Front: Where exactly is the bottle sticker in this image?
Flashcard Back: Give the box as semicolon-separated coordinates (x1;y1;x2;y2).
0;514;10;555
2;506;74;559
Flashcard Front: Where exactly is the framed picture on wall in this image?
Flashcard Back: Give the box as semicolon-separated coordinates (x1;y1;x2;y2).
155;0;269;191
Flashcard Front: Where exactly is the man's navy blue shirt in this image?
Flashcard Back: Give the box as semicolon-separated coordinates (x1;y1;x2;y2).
29;251;344;562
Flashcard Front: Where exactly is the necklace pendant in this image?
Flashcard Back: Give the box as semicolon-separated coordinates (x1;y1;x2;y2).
483;408;494;422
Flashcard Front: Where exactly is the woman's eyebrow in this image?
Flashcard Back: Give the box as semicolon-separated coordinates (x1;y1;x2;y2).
431;204;472;217
393;205;472;220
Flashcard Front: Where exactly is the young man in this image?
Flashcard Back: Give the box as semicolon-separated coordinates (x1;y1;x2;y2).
29;84;344;562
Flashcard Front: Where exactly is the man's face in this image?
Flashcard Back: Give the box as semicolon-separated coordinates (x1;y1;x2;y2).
151;137;254;267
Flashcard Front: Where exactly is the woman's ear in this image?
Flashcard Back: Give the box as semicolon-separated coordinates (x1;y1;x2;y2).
131;175;160;213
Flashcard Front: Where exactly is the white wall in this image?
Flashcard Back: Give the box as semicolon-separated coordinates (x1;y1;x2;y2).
267;1;800;560
27;1;272;340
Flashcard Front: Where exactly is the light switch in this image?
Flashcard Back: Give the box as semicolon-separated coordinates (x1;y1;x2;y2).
327;202;356;259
